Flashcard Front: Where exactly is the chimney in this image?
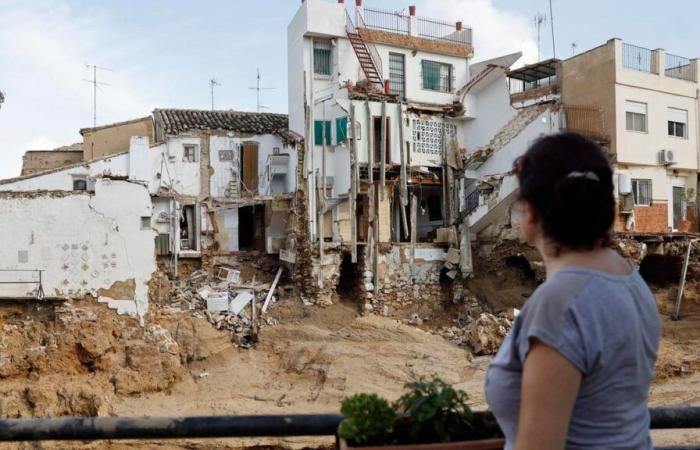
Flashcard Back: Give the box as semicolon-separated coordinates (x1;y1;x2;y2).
409;5;416;16
356;0;362;6
384;80;391;95
456;21;463;31
338;0;344;3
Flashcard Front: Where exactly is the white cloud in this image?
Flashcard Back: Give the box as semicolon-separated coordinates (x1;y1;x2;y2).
422;0;538;66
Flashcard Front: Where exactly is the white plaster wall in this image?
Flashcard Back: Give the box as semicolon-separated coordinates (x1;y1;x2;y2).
0;179;155;316
129;136;151;182
209;135;297;198
461;74;517;150
475;107;558;177
615;83;699;171
0;154;129;192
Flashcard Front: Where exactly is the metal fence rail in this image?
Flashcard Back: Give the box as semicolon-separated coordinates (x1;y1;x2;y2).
362;7;409;35
0;408;698;445
623;42;654;73
666;53;695;82
418;17;472;45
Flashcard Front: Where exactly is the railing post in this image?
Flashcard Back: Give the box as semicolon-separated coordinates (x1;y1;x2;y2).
653;48;665;76
691;58;700;83
408;5;417;37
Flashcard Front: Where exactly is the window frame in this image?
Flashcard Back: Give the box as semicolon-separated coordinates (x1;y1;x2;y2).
389;52;406;99
183;144;199;163
667;107;688;139
421;60;453;93
625;101;648;133
313;39;332;77
631;178;652;206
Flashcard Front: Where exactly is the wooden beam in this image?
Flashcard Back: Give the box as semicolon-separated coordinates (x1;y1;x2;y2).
459;220;473;276
674;241;693;320
262;267;283;314
366;100;373;185
398;105;409;238
350;102;358;263
410;194;417;282
380;100;387;201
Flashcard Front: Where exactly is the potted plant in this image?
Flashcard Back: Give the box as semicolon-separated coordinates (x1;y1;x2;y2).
338;377;505;449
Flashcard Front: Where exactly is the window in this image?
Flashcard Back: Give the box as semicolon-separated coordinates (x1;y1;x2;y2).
72;177;87;191
183;144;199;163
668;108;688;138
336;116;348;144
141;216;152;230
389;53;406;99
625;101;647;132
422;60;453;93
631;179;652;206
313;40;332;76
314;120;331;146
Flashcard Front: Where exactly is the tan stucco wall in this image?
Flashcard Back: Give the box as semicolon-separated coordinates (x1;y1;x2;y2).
20;151;84;176
560;39;617;153
82;117;154;161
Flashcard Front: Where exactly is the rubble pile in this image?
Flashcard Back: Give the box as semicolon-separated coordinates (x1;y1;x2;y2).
168;266;284;347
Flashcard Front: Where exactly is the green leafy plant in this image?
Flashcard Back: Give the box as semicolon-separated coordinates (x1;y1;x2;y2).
338;393;399;445
338;377;503;446
395;377;475;443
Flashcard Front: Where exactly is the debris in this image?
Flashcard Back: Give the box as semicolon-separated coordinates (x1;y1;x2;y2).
229;290;255;316
446;247;461;265
206;292;230;313
262;267;283;314
216;266;241;284
435;227;456;244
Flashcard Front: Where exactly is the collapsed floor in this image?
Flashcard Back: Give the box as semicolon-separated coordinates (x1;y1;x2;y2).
0;238;700;448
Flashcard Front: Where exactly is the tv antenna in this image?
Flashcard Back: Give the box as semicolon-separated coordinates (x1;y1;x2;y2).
209;78;220;110
83;64;113;128
549;0;556;58
534;14;547;61
0;90;4;110
248;68;275;112
571;42;578;56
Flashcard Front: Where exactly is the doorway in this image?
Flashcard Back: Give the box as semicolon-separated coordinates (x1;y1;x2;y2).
672;186;686;230
372;117;390;164
238;205;265;251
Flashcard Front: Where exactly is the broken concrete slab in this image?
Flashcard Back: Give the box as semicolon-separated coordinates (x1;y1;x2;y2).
229;290;255;316
206;292;230;313
446;247;461;265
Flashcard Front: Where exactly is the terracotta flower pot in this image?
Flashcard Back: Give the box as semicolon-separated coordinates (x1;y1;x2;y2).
339;437;506;450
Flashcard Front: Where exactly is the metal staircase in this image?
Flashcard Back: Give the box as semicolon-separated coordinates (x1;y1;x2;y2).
346;11;384;91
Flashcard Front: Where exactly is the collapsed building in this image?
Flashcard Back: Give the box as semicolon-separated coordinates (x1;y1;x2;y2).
0;0;698;322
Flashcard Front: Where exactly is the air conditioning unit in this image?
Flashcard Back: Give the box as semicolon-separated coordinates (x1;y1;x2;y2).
620;193;635;214
659;149;676;165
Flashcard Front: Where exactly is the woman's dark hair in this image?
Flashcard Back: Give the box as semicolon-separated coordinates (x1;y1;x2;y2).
514;132;615;252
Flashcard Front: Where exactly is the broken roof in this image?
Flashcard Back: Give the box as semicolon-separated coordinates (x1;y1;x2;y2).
153;109;298;142
508;58;560;83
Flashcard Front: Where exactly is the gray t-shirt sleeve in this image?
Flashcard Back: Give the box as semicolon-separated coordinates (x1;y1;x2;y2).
517;281;596;374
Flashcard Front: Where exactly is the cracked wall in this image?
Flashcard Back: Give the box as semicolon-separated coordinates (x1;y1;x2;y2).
0;179;156;317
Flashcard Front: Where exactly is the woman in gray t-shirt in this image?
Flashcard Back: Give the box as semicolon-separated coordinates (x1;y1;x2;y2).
485;133;661;450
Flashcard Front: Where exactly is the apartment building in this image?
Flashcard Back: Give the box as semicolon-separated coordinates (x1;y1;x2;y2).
288;0;529;304
561;38;700;233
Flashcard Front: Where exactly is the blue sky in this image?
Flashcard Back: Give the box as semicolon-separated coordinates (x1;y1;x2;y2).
0;0;698;179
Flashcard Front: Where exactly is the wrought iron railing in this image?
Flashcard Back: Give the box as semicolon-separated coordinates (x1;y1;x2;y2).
466;189;480;215
418;17;472;45
354;11;384;85
563;105;609;142
362;7;410;35
0;409;699;448
623;43;654;73
666;53;695;82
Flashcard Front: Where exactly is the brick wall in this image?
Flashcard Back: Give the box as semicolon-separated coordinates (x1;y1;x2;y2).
358;28;473;59
614;202;669;233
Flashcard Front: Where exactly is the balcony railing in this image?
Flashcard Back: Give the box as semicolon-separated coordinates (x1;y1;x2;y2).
362;7;409;35
418;17;472;45
666;53;696;82
623;43;654;73
465;189;480;216
563;105;609;142
358;8;472;46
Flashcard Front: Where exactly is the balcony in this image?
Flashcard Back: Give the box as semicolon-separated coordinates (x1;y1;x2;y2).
507;58;560;106
356;4;473;58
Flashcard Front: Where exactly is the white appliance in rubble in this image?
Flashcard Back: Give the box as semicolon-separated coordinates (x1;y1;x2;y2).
618;173;632;195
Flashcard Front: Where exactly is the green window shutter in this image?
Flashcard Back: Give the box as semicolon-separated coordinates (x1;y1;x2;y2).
314;120;332;146
422;61;440;91
336;116;348;144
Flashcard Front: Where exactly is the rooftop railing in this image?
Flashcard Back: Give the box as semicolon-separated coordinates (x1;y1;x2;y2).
666;53;696;82
418;16;472;45
359;7;472;46
362;7;410;35
623;43;655;73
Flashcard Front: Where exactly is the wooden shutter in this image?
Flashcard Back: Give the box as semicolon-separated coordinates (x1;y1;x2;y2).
242;142;258;191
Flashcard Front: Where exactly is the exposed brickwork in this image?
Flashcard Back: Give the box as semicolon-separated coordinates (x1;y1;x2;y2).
358;28;474;59
614;203;669;233
510;85;559;104
21;150;84;176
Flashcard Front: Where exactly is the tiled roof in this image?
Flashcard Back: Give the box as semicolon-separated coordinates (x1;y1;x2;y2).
153;109;298;142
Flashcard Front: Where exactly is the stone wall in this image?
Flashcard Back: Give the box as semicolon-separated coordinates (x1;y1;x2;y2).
21;151;83;176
